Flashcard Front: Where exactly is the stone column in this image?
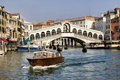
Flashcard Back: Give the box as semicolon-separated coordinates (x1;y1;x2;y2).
69;38;71;46
71;38;73;47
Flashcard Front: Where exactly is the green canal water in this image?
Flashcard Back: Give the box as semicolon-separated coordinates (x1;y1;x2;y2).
0;48;120;80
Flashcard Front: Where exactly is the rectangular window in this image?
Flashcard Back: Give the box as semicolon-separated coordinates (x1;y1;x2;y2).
2;12;4;18
13;32;14;38
15;33;17;38
2;27;4;33
0;19;1;24
2;19;4;25
0;26;1;31
80;21;82;24
0;11;1;15
10;32;12;36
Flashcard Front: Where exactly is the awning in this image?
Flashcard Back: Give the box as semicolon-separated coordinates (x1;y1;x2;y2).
0;39;3;42
2;39;8;42
0;38;8;43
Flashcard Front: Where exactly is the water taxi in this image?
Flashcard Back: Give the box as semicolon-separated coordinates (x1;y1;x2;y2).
27;50;64;66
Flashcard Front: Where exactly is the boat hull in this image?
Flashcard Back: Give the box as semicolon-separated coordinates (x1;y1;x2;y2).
27;57;64;66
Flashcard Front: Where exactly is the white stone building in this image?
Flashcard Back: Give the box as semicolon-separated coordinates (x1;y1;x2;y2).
95;14;106;33
24;21;33;39
65;16;99;29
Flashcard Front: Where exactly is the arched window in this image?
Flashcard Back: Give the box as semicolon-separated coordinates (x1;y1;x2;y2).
30;34;34;41
41;32;45;38
99;35;103;40
88;32;92;38
93;33;97;39
78;29;82;35
72;28;77;34
46;31;51;37
114;26;119;32
83;31;87;36
52;29;56;35
57;28;61;34
36;33;40;39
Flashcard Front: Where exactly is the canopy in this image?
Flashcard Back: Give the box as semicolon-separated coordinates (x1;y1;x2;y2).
0;38;8;43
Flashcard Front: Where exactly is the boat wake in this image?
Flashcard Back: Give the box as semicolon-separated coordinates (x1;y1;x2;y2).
32;63;64;70
23;65;30;69
33;65;59;70
23;63;64;72
63;60;105;67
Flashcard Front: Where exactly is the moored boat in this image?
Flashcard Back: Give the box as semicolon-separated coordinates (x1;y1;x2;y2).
27;50;64;66
17;43;40;51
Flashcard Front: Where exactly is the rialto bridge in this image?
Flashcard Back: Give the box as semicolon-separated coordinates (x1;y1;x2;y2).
28;21;104;46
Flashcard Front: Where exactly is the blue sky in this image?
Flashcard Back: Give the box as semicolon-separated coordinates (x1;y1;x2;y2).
1;0;120;23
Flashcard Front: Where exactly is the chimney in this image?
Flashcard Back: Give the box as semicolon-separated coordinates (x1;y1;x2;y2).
21;18;24;24
101;13;104;17
115;8;120;16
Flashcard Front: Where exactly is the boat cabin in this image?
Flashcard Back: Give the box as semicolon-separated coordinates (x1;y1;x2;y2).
33;51;62;58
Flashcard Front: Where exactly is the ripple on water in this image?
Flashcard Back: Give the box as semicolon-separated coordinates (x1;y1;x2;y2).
0;48;120;80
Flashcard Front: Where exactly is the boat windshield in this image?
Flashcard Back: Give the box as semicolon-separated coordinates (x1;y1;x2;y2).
33;51;62;58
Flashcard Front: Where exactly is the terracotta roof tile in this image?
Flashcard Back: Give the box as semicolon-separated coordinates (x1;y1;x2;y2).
64;16;99;21
11;13;20;15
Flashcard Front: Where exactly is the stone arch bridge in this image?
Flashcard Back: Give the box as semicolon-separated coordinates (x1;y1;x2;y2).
28;22;104;46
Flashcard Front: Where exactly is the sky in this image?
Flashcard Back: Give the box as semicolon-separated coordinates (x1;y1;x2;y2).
0;0;120;23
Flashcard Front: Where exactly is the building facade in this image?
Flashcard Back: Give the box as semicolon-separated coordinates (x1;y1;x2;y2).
111;17;120;40
24;21;33;40
95;14;106;33
0;6;25;51
95;8;120;40
104;8;120;40
64;16;99;29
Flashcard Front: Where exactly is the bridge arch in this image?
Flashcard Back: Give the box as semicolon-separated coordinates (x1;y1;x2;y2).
41;32;45;38
72;28;77;34
36;33;40;39
93;33;97;39
63;23;71;32
52;29;56;35
83;31;87;36
57;28;61;34
78;29;82;35
30;34;34;41
88;32;92;38
46;31;51;37
99;35;103;40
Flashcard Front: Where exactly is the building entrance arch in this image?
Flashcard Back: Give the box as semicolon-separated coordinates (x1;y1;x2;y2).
63;23;71;32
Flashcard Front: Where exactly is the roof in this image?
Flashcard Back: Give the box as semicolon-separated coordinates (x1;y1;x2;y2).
115;8;120;10
34;16;99;26
0;5;4;8
11;13;20;15
64;16;99;21
33;20;55;26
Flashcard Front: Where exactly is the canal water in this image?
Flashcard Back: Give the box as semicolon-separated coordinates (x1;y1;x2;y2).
0;48;120;80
